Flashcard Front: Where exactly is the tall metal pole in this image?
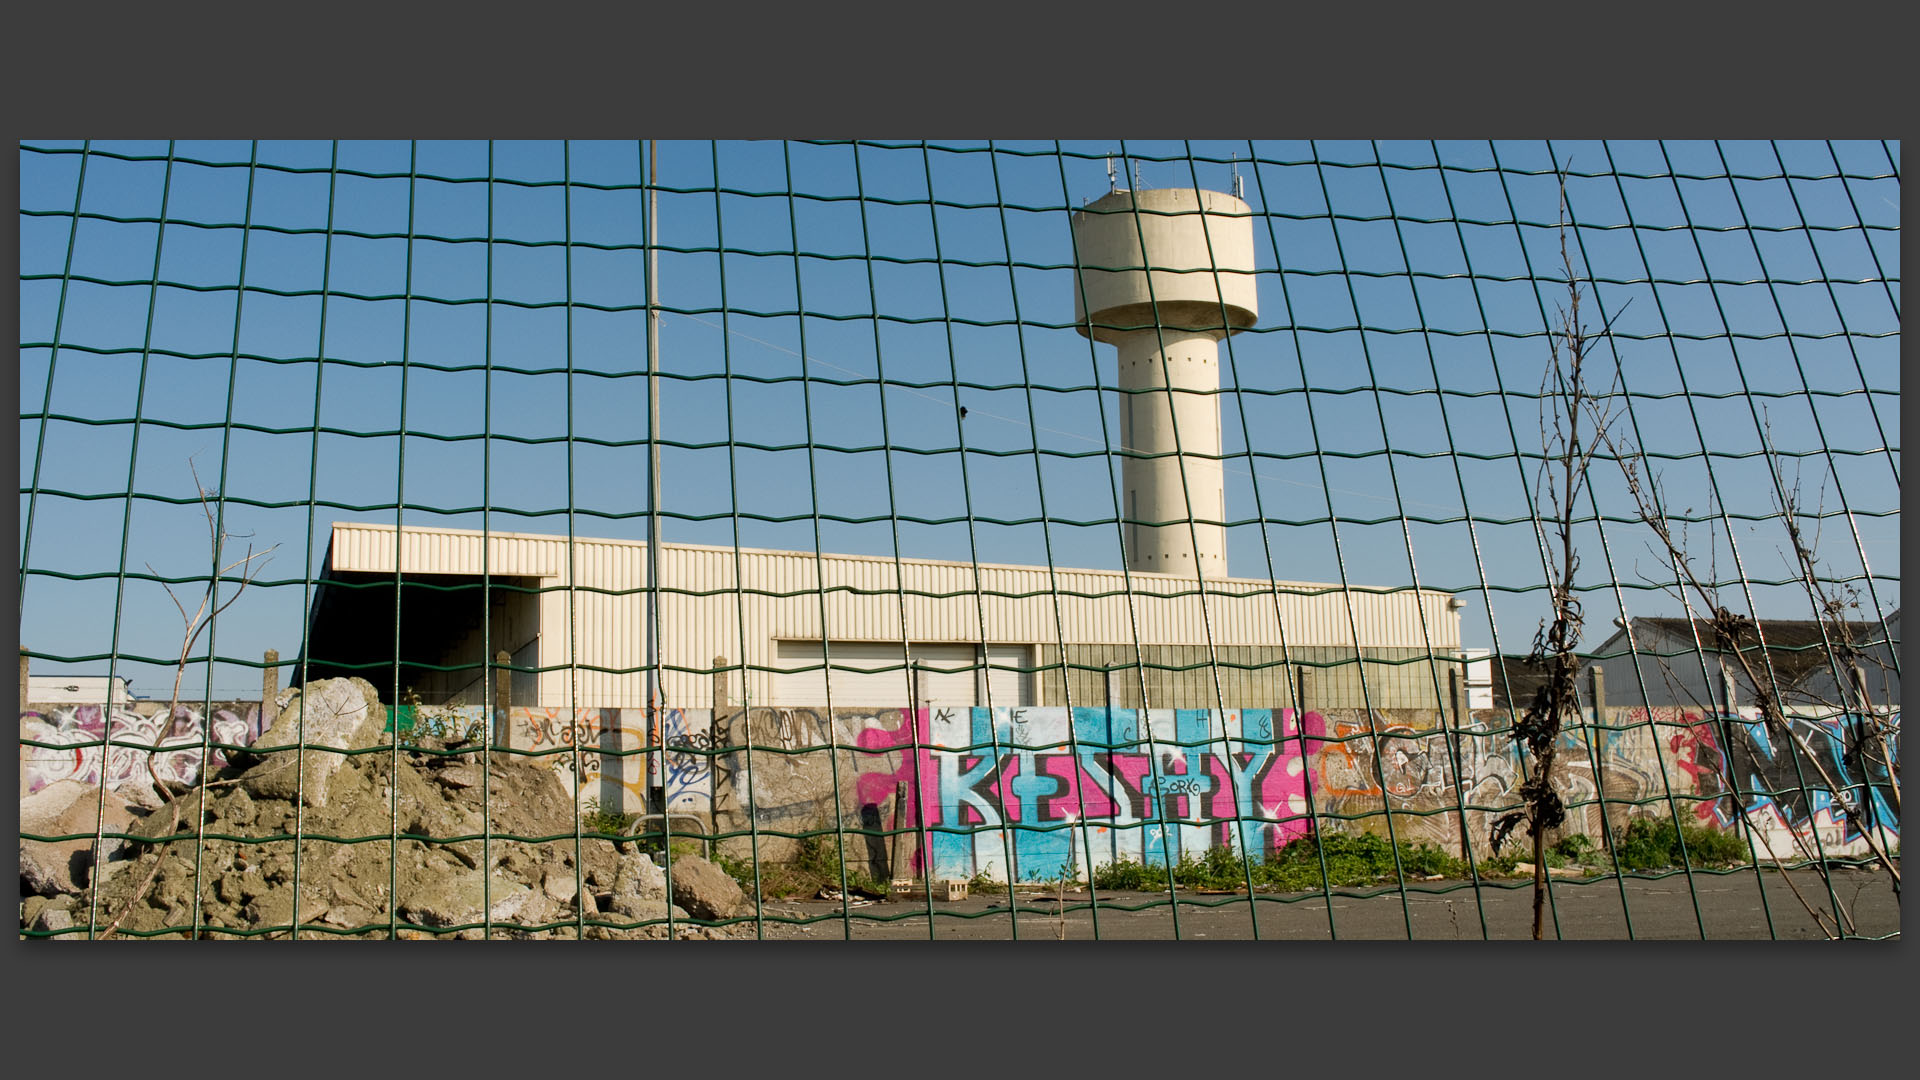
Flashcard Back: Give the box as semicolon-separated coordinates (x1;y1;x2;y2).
645;140;663;771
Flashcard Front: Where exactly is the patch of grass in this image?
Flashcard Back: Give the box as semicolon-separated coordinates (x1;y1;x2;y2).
1612;817;1751;871
1258;832;1469;890
1551;832;1600;865
965;868;1008;894
1090;856;1165;891
718;820;889;901
1088;832;1474;894
580;797;639;838
713;849;756;888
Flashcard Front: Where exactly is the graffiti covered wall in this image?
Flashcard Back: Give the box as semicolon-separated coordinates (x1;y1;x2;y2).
1677;709;1899;861
703;704;1899;880
20;701;266;805
700;706;1317;879
500;705;719;819
23;697;1895;876
1301;707;1900;864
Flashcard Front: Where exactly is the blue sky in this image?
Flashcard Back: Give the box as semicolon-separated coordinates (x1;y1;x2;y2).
17;140;1901;699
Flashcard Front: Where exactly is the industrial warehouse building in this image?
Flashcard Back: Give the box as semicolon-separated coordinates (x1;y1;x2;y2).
303;187;1482;714
301;521;1467;712
302;188;1475;715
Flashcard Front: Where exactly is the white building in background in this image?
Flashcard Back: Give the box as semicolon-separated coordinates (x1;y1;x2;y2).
26;675;136;707
301;186;1477;716
302;521;1465;712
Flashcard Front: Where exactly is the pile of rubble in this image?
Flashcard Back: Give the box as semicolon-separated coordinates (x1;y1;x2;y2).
21;678;754;940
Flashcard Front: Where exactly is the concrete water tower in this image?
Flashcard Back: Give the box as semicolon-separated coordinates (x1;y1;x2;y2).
1072;185;1258;578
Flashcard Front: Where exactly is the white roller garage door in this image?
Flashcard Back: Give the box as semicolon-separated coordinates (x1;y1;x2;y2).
984;643;1034;709
773;641;1033;708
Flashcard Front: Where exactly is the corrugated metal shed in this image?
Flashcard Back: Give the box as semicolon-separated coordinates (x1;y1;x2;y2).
323;521;1462;709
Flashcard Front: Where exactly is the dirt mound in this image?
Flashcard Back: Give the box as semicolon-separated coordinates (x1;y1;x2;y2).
23;691;752;940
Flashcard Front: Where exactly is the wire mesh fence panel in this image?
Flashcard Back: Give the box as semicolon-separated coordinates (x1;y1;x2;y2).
18;139;1900;941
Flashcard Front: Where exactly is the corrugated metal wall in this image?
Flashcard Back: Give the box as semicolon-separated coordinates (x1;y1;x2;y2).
1033;644;1457;710
329;523;1462;709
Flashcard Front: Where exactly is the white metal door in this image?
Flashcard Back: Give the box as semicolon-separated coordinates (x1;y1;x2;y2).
773;640;914;706
985;643;1033;707
912;643;978;710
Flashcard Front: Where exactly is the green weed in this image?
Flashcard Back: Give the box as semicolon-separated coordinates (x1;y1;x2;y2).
580;797;639;838
1087;832;1474;894
1551;832;1600;865
1612;817;1751;871
718;820;889;900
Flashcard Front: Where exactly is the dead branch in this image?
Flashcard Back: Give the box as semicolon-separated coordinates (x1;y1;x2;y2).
1493;171;1626;939
98;461;277;940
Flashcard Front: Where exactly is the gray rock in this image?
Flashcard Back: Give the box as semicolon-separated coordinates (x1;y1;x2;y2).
543;870;580;905
613;851;668;902
34;908;76;936
240;678;388;808
243;884;331;932
397;874;533;928
608;895;692;923
514;890;557;930
434;766;481;790
20;780;96;834
321;904;376;930
665;855;748;921
222;785;257;827
19;781;140;895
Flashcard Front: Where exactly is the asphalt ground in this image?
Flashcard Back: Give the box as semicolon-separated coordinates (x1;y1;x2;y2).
734;864;1899;940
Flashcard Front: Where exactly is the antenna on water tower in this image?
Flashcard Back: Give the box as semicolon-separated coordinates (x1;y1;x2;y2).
1106;153;1117;193
1231;152;1244;200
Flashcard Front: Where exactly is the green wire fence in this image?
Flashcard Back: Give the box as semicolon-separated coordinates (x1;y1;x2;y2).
18;140;1900;940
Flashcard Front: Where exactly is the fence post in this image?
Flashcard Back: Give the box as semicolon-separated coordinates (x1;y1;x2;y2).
711;654;738;844
261;649;280;729
1589;664;1611;836
889;781;910;885
1848;662;1870;713
1446;664;1471;860
494;650;512;747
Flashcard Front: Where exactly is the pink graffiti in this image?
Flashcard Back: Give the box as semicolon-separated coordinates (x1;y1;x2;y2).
1668;710;1728;823
854;709;938;874
852;708;1319;866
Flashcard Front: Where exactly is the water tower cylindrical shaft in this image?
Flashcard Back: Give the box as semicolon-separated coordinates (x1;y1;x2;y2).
1072;187;1258;579
1117;329;1225;575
